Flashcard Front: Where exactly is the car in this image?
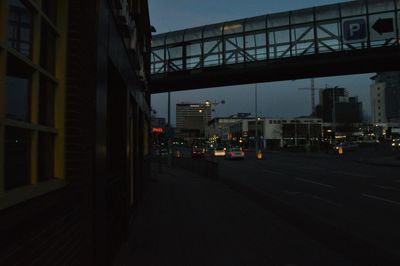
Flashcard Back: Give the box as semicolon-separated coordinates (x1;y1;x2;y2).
333;141;359;152
392;139;400;149
213;146;226;157
191;146;205;158
225;147;245;160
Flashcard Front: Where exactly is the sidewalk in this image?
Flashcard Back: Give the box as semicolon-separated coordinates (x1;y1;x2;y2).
114;165;353;266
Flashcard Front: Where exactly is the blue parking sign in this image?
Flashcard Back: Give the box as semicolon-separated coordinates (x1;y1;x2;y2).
343;18;367;42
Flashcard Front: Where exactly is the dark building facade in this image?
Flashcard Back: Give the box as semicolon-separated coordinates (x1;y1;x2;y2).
317;87;347;122
335;97;363;124
0;0;151;265
317;88;362;124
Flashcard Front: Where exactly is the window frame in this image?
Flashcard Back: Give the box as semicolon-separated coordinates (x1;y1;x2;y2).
0;0;67;208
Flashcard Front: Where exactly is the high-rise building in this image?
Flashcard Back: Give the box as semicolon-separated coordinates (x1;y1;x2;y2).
370;72;400;124
317;88;362;124
176;102;211;138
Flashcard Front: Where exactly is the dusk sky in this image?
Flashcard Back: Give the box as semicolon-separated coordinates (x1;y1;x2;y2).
148;0;373;125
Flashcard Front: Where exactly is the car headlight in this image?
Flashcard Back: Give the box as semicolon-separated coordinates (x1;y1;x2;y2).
393;143;396;146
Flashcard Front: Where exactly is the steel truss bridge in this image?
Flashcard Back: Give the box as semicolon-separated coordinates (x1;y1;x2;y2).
150;0;400;93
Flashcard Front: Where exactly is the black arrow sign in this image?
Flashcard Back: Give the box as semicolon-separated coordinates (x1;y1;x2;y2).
372;18;394;35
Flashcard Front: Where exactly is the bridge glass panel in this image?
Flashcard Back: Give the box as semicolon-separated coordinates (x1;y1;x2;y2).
291;24;316;56
152;34;166;47
367;0;395;13
186;42;202;69
165;30;184;45
244;32;267;61
224;34;244;64
184;26;203;42
245;16;266;32
315;5;340;21
268;29;290;58
316;20;341;53
291;8;314;24
166;45;183;71
151;48;165;74
223;20;244;35
203;23;223;39
267;12;290;28
203;38;222;67
340;1;367;17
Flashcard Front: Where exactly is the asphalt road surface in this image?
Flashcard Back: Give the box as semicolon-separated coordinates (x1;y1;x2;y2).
216;151;400;264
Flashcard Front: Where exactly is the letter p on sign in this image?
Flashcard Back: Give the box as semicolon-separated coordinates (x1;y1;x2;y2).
343;18;367;42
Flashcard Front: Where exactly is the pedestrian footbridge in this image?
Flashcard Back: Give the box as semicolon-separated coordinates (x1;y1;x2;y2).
150;0;400;93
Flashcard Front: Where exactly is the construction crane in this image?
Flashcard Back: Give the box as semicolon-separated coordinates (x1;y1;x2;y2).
298;79;327;116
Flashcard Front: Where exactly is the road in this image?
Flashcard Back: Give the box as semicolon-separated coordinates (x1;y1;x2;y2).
216;151;400;263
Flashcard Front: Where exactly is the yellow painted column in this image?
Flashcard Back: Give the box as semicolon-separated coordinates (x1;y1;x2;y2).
0;0;9;194
54;0;68;180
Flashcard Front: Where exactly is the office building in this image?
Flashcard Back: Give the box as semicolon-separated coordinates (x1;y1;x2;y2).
371;72;400;124
316;88;362;124
176;102;211;138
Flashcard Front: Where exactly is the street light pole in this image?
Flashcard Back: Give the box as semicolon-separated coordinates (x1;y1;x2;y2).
167;91;171;127
332;86;337;143
255;84;258;152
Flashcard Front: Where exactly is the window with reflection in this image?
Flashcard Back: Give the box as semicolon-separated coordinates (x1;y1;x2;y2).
40;23;57;74
38;76;55;126
41;0;58;24
5;57;31;122
4;127;31;190
8;0;33;58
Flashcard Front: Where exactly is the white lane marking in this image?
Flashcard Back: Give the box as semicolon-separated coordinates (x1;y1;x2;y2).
264;169;286;176
311;195;342;208
295;178;335;189
362;194;400;206
374;185;400;192
333;171;374;178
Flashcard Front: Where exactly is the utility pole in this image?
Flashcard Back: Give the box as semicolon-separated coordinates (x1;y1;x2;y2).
332;86;337;142
298;78;325;116
255;84;258;152
167;92;171;127
167;91;171;167
311;78;315;114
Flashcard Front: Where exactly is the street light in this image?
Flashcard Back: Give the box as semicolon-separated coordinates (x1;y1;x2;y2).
332;86;338;142
204;99;226;139
204;99;226;117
